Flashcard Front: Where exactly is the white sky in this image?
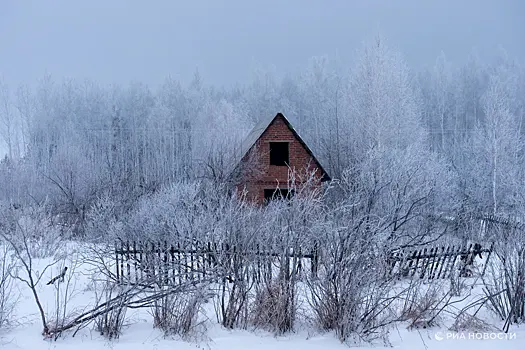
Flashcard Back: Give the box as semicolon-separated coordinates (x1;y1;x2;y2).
0;0;523;89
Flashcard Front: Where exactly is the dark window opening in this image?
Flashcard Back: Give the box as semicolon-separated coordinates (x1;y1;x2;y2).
264;188;294;203
269;142;289;166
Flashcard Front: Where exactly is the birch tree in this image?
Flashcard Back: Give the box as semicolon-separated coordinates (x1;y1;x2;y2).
425;52;454;153
297;56;348;177
467;71;524;216
0;79;18;160
348;36;426;161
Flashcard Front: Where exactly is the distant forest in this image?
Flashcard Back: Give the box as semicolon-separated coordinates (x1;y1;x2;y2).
0;37;524;239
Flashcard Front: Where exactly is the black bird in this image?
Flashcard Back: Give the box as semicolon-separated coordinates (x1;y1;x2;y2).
46;267;68;286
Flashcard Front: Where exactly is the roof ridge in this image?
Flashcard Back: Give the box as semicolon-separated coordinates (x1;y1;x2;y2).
231;112;331;182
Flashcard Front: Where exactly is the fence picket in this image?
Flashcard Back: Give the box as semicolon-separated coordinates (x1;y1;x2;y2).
125;241;131;283
419;247;431;279
177;242;182;283
114;240;490;287
115;241;120;284
163;241;168;285
429;246;443;279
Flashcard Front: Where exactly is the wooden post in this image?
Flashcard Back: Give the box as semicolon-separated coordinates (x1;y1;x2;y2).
213;242;218;282
387;250;398;277
133;241;138;285
440;245;453;279
311;241;319;278
126;240;131;283
193;241;196;281
405;250;417;277
120;240;124;284
157;241;162;286
139;241;144;282
436;246;450;279
447;245;463;279
115;240;120;284
481;242;494;277
411;249;422;277
151;241;157;284
459;243;472;277
177;242;182;283
164;241;169;285
256;243;261;282
233;244;238;282
297;245;302;276
427;246;437;279
429;246;444;279
207;242;212;270
170;244;175;285
185;242;190;281
419;248;429;279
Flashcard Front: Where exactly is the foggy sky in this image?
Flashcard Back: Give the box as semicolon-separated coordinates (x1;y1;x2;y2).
0;0;524;89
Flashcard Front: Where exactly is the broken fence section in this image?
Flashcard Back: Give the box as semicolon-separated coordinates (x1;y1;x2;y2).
388;242;494;280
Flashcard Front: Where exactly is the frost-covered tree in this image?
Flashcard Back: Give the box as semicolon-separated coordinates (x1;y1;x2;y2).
0;38;522;243
296;56;348;177
418;52;455;153
0;79;19;161
348;36;427;161
464;71;524;217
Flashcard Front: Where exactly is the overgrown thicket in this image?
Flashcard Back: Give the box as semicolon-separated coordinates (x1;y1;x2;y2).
482;224;525;331
0;37;525;343
0;243;17;330
0;171;520;343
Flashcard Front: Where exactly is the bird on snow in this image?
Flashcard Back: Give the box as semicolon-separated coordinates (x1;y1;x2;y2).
46;267;68;286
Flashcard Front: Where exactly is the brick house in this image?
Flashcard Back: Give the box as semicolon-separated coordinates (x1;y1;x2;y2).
232;112;330;204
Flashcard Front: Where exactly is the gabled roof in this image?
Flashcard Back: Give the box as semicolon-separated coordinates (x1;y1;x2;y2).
233;112;331;181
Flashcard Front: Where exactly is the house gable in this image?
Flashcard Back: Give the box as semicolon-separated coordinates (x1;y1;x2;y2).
235;113;330;182
232;113;331;204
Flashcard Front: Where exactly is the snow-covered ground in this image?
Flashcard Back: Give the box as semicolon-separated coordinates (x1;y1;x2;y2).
4;321;524;350
1;244;524;350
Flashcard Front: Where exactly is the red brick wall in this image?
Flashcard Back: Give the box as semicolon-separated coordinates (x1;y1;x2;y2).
237;115;324;204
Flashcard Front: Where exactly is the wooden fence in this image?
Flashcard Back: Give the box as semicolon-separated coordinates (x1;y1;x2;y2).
115;240;494;286
114;240;319;286
388;242;494;280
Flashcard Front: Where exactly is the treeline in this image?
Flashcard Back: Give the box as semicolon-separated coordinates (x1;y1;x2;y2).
0;37;524;237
